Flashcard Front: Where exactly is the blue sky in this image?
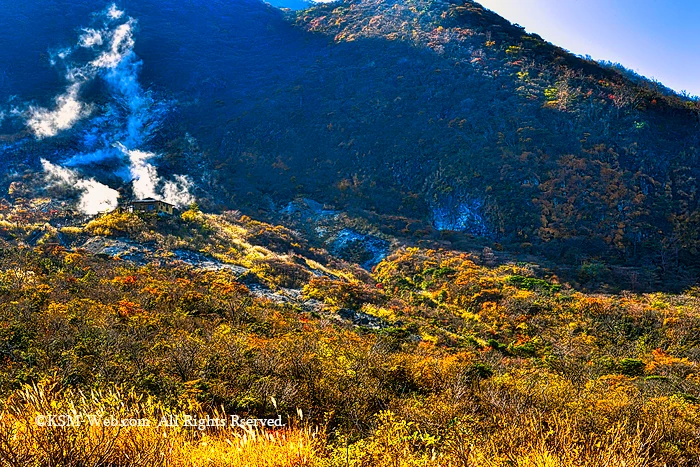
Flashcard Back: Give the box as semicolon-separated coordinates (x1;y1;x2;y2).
477;0;700;96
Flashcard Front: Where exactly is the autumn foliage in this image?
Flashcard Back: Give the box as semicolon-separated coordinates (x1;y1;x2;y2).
0;206;699;465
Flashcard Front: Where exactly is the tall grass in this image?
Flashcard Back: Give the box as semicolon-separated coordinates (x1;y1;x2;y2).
0;381;683;467
0;381;318;467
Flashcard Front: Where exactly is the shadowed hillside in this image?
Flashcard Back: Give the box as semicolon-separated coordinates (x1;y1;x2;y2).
1;0;699;287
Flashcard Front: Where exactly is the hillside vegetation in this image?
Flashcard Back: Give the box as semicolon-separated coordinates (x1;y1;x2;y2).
2;1;700;463
209;0;700;281
0;206;699;465
2;0;700;288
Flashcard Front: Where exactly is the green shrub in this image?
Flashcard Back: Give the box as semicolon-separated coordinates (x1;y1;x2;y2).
618;358;645;376
506;275;561;294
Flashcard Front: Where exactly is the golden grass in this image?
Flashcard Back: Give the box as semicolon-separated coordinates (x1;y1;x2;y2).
0;382;318;467
0;381;692;467
168;430;315;467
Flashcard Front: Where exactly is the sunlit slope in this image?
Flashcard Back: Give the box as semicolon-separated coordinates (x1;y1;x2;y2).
1;205;700;465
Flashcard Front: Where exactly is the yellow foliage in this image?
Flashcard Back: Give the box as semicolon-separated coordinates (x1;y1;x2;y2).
86;211;146;236
59;226;83;235
646;348;696;376
180;209;200;223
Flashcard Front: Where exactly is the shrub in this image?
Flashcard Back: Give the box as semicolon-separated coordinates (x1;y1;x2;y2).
618;358;645;376
303;277;382;309
506;275;561;294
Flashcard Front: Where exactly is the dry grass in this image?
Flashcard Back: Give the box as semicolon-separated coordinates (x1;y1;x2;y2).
0;380;694;467
168;430;315;467
0;382;318;467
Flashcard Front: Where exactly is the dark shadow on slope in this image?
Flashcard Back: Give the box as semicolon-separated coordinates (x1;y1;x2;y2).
1;0;699;290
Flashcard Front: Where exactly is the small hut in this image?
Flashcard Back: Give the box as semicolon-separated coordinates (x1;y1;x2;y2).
129;198;175;215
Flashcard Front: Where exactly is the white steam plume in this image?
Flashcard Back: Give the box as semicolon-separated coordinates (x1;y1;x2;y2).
23;4;135;139
29;4;196;208
118;144;159;199
41;159;119;215
78;29;104;48
162;175;195;207
107;4;124;19
90;20;135;69
116;143;195;208
26;83;92;138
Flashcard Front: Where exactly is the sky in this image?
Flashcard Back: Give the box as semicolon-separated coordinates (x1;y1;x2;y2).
476;0;700;97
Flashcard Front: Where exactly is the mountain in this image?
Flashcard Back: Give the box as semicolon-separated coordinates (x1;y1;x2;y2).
3;2;700;464
1;0;699;288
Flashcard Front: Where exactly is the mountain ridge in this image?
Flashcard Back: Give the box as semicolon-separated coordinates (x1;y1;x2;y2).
1;0;699;288
3;4;700;462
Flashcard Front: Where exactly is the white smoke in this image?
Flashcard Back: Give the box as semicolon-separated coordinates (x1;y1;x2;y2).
107;4;124;19
23;5;135;139
41;159;119;215
162;175;195;207
120;145;158;199
24;4;196;211
116;143;195;208
48;47;71;67
90;20;136;70
78;29;104;48
26;83;92;138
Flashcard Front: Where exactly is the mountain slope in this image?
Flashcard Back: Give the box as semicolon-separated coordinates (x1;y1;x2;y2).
4;3;700;464
170;0;700;272
1;0;699;287
285;0;700;261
